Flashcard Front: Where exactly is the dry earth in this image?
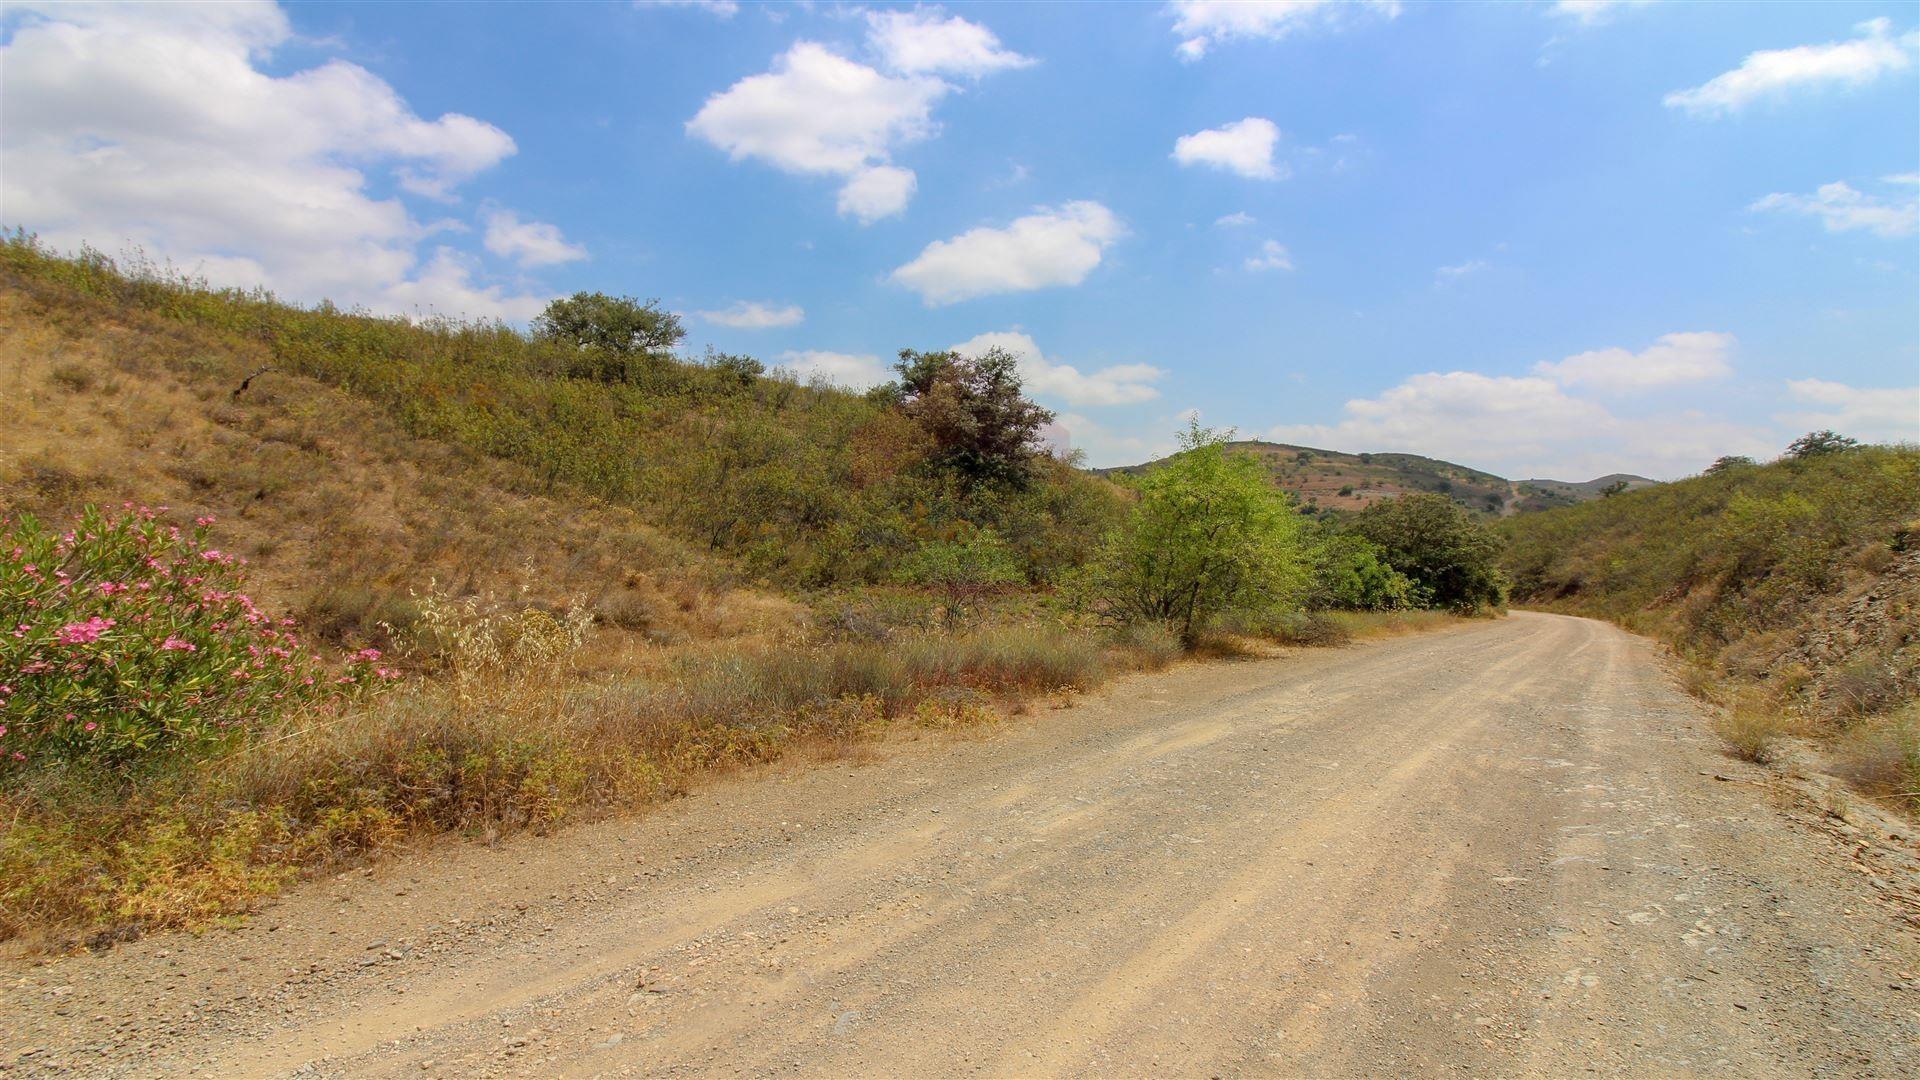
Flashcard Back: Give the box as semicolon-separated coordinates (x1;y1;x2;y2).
4;612;1917;1077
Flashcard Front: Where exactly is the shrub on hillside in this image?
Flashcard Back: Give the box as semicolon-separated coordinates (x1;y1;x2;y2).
1;506;388;771
1082;423;1308;642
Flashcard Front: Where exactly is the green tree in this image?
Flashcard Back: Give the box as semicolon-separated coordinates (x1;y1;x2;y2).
532;292;684;383
1084;423;1307;642
1600;479;1630;497
1305;528;1416;611
1705;455;1756;474
1785;430;1859;459
882;347;1053;489
1350;492;1504;611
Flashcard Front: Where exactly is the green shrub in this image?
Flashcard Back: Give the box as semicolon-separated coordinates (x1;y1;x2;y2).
1082;422;1309;642
1;506;387;771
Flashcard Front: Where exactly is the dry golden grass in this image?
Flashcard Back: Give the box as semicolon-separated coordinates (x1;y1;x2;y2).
0;290;799;652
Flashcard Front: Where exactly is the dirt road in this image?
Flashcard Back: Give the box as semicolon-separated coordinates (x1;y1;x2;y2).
6;613;1918;1077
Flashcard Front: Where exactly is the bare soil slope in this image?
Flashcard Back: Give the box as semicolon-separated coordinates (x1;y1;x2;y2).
4;613;1916;1077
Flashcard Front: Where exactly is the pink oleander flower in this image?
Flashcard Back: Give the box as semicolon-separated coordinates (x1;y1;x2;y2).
160;636;197;652
56;616;116;645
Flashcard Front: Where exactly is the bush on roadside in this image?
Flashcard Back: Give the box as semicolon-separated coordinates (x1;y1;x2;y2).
1;505;389;772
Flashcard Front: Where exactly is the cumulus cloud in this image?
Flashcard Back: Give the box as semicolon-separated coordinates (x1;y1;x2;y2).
952;331;1163;407
1533;331;1736;392
1214;211;1256;227
382;248;552;322
1267;369;1772;480
865;9;1033;77
1780;379;1920;444
687;43;946;223
697;300;805;329
482;209;587;267
1168;0;1401;60
1173;117;1284;180
688;18;1028;223
1244;239;1293;272
0;0;557;319
1051;411;1182;467
774;349;892;390
889;201;1124;305
1665;18;1918;116
1750;180;1919;238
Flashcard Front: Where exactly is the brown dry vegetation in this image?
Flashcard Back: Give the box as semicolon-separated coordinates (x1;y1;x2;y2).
0;289;789;651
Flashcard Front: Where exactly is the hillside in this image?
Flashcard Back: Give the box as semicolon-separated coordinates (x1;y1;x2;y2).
1499;446;1920;805
1103;440;1655;515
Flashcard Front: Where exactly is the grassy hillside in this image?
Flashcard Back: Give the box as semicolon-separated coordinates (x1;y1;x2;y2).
3;237;1490;946
1105;440;1653;516
1499;446;1920;806
0;236;1123;598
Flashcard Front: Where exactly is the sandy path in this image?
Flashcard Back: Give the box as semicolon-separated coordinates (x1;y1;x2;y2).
4;612;1916;1077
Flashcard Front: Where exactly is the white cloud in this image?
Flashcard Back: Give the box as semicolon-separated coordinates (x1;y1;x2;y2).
382;248;551;322
1435;259;1488;284
686;42;947;223
865;9;1034;77
1244;239;1294;272
1173;117;1284;180
837;163;918;224
952;330;1163;407
0;0;555;319
774;349;892;390
638;0;739;16
1168;0;1401;60
1532;331;1735;392
1548;0;1654;27
889;201;1124;305
1267;369;1771;479
697;300;805;329
1750;180;1919;238
1887;172;1920;185
1780;379;1920;444
1665;18;1918;116
1052;411;1181;467
482;209;587;267
1214;211;1256;227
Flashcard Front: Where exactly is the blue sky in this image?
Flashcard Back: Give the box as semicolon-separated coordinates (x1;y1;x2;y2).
3;1;1916;477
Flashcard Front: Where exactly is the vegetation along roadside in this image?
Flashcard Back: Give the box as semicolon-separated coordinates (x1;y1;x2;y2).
1;238;1499;948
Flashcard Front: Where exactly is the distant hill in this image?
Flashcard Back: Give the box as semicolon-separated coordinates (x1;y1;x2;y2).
1100;441;1656;516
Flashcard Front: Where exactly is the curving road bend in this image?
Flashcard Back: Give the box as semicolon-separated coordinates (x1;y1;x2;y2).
4;612;1916;1077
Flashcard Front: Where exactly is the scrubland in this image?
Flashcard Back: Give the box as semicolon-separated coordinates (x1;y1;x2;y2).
2;237;1492;946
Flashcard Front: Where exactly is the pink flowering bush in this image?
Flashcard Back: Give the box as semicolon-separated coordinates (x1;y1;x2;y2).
1;505;394;770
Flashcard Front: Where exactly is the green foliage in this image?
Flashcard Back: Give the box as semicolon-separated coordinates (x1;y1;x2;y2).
1083;423;1308;642
0;235;1121;591
1350;492;1505;611
1;506;387;772
882;347;1055;490
1304;528;1418;611
1500;445;1920;665
531;291;684;382
897;529;1025;625
1785;429;1859;459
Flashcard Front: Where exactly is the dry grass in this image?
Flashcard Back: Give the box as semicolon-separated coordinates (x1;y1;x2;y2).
0;290;791;651
1714;705;1797;764
1836;706;1920;814
0;608;1143;946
